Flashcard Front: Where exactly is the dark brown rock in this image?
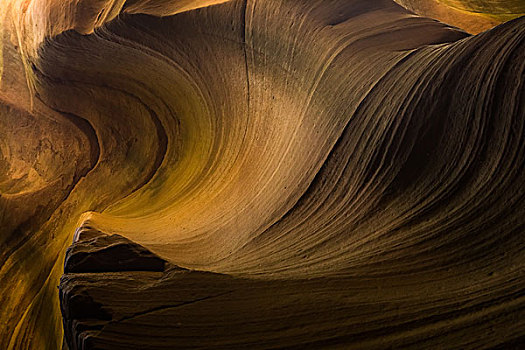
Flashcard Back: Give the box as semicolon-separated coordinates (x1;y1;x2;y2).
64;232;166;273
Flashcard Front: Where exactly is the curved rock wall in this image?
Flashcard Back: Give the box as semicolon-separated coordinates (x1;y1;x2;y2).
394;0;525;33
1;0;524;348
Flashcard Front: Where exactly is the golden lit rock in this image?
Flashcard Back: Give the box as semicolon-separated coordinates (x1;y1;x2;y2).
1;0;524;348
394;0;524;33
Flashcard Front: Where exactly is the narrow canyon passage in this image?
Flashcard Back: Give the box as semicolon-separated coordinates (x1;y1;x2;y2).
1;0;524;348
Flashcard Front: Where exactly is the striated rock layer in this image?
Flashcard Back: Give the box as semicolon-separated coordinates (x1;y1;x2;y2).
1;0;525;348
394;0;525;33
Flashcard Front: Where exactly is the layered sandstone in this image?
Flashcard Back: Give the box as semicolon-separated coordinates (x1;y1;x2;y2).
1;0;524;348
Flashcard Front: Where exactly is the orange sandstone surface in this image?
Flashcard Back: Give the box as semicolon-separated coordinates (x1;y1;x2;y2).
0;1;524;349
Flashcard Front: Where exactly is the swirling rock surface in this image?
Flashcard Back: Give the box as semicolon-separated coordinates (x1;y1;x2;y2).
394;0;525;33
1;0;525;349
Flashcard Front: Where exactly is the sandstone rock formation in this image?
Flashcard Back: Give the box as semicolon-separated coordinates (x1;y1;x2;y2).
1;0;524;349
394;0;525;33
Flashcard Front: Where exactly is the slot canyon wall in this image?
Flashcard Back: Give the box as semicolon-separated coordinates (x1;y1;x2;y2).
393;0;525;33
1;0;524;349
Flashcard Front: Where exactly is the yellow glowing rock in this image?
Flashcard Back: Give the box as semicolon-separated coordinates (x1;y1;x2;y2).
394;0;525;33
0;0;524;348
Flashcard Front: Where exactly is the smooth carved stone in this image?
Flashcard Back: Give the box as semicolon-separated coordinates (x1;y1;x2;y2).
1;0;525;348
64;232;166;273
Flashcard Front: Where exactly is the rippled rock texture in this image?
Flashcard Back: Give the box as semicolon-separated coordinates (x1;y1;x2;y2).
1;0;525;349
394;0;525;33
